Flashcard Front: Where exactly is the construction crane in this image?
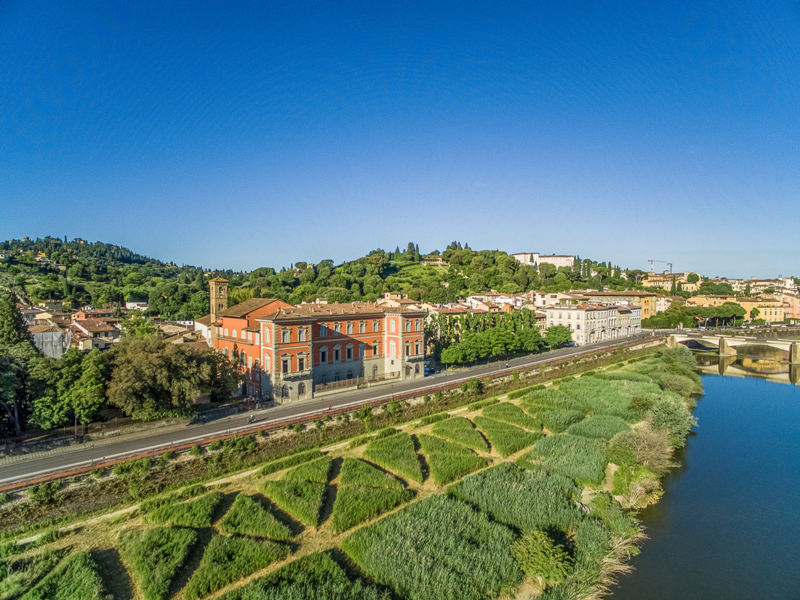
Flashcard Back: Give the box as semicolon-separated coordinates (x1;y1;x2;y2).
648;260;673;273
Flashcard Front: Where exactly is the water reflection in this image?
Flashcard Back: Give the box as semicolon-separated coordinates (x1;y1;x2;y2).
695;352;800;384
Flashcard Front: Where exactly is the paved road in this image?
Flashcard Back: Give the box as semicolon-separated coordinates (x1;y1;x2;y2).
0;334;659;487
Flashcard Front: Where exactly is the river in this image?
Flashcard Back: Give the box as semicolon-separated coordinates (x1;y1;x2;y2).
610;374;800;600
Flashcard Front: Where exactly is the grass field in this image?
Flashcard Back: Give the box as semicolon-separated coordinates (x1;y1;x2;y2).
260;450;325;476
567;415;630;440
282;456;333;484
119;526;197;600
20;552;106;600
184;535;290;600
538;410;586;433
0;548;67;599
343;495;522;600
146;492;224;528
518;434;608;485
481;402;541;430
417;434;488;485
331;459;413;533
448;462;581;533
263;480;327;528
430;417;489;451
362;433;423;483
218;494;293;541
473;416;543;457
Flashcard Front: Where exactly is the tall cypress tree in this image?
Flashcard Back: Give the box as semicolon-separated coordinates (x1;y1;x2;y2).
0;296;30;347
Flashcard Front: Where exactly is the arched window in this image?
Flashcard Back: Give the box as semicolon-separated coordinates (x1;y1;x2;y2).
298;382;306;396
416;319;421;331
405;365;411;376
405;320;411;333
224;328;229;337
264;355;271;372
389;340;396;357
281;385;289;399
415;364;420;375
232;330;237;338
389;320;396;333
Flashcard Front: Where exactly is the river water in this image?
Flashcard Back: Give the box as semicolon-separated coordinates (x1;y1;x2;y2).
610;374;800;600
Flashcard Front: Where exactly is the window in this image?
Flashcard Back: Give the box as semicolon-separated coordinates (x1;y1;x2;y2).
372;365;379;377
334;322;341;335
390;320;396;333
360;321;366;333
281;385;289;399
282;329;290;343
298;357;305;371
373;320;379;331
372;341;379;356
334;348;340;361
298;382;306;396
242;330;247;339
415;340;420;355
224;328;229;337
346;346;353;360
247;356;253;368
346;370;353;380
232;330;237;338
334;373;341;382
240;351;246;366
247;331;252;342
282;359;289;373
320;347;327;363
347;322;353;335
255;333;260;345
416;319;421;331
405;343;410;356
319;325;327;337
405;320;411;333
389;340;396;357
299;328;306;342
415;364;420;375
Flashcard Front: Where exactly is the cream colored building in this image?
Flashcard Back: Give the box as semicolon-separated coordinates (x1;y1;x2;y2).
544;304;641;345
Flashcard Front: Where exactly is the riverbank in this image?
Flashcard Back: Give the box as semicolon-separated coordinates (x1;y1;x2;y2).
0;347;700;600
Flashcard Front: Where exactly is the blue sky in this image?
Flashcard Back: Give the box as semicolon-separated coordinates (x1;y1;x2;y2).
1;0;798;278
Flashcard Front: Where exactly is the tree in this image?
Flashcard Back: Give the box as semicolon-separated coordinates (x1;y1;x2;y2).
0;296;30;347
108;336;213;419
70;349;110;424
121;312;160;338
687;273;700;284
750;307;760;321
545;325;572;348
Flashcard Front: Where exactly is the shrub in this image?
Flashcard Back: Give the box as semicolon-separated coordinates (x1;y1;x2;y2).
513;531;572;584
223;435;256;454
146;492;224;527
263;480;327;527
27;481;60;504
21;551;107;600
628;395;655;415
567;415;630;440
659;373;700;397
209;440;223;451
513;369;520;381
519;435;607;485
190;444;203;457
473;416;542;457
417;434;488;485
482;402;541;430
448;463;581;533
342;495;522;600
260;450;324;476
363;433;423;483
423;394;430;404
219;494;293;540
282;456;332;484
119;526;197;600
434;391;443;402
606;422;671;472
331;459;414;533
540;410;585;433
184;535;290;600
348;428;399;449
0;492;10;505
414;413;449;428
293;423;305;433
649;394;696;447
431;417;488;452
91;467;105;478
162;450;176;460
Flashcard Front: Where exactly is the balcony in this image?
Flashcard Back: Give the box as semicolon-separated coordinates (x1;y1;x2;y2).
279;369;312;381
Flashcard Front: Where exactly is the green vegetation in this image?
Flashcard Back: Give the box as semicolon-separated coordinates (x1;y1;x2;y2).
260;450;324;476
362;433;423;483
519;435;608;485
119;526;197;600
20;551;106;600
539;410;586;433
430;417;488;451
140;483;206;512
512;531;572;584
473;416;542;457
342;495;522;600
184;535;290;600
331;459;413;533
448;463;581;533
0;549;67;599
468;398;499;411
417;434;488;485
219;494;293;541
217;551;388;600
567;415;630;440
413;413;449;428
348;428;399;449
481;402;541;429
281;456;333;484
146;491;224;527
26;482;60;504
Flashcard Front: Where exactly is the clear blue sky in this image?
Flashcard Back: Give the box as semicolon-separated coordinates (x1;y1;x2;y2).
2;1;798;278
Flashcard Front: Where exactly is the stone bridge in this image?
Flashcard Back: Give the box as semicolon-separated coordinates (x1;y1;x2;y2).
668;333;800;363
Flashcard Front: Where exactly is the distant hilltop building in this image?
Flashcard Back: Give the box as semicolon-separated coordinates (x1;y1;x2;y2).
511;253;575;270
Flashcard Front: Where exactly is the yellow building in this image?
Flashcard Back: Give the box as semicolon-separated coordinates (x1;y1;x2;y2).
643;271;700;293
686;295;784;323
580;291;659;319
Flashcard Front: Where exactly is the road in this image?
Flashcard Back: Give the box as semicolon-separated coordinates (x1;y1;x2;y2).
0;334;660;487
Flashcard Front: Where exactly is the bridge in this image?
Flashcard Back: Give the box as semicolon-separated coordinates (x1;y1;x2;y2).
668;333;800;363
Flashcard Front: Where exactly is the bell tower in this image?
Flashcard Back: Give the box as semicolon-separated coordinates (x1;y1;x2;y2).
209;277;228;344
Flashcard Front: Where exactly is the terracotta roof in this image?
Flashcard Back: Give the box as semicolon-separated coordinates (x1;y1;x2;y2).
582;291;657;297
208;277;228;283
257;302;425;322
195;314;212;326
219;298;282;318
29;325;62;334
73;319;116;333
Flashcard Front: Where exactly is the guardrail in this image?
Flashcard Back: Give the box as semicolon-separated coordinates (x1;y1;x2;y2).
0;334;665;492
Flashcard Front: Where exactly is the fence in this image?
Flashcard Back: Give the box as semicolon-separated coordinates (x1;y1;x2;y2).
314;371;400;394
